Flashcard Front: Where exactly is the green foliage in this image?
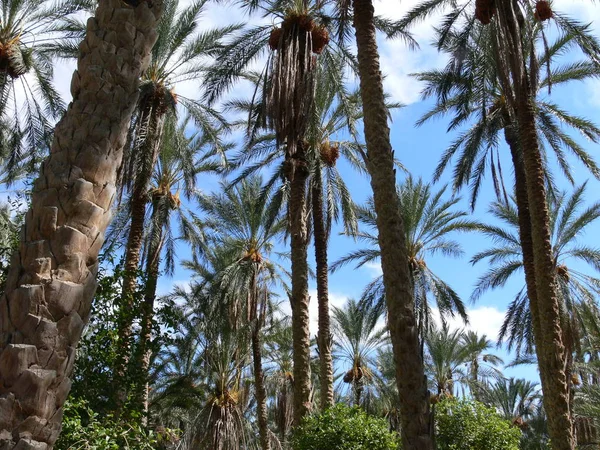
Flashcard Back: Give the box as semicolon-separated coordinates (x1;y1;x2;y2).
435;398;521;450
55;399;169;449
70;262;179;417
291;404;400;450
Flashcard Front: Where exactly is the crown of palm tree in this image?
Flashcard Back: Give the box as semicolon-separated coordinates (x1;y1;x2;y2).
414;23;600;207
333;176;475;339
472;183;600;357
0;0;90;182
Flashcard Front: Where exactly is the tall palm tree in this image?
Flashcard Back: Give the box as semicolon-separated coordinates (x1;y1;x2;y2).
472;185;600;388
230;65;365;411
333;177;473;342
0;0;162;446
345;0;434;444
114;0;236;377
122;117;218;410
332;298;388;407
0;0;86;182
401;2;600;446
461;331;503;399
194;175;287;450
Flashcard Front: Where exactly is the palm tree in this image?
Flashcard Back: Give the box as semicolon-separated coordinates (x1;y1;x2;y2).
472;184;600;449
264;317;295;445
472;185;600;366
481;378;540;427
0;0;162;446
461;331;503;399
346;0;434;443
333;177;472;342
424;325;468;397
401;2;600;445
230;65;365;411
123;117;218;410
0;0;86;182
194;175;287;450
332;298;388;407
114;0;236;377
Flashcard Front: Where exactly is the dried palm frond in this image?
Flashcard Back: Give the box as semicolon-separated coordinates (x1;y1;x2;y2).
475;0;496;25
266;12;317;157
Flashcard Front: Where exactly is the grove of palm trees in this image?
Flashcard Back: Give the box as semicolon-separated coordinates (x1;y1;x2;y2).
0;0;600;449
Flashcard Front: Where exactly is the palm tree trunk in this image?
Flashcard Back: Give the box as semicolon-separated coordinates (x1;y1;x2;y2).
252;319;270;449
312;170;334;410
250;271;270;450
136;196;163;414
495;2;574;446
0;0;162;447
503;117;541;350
352;0;432;448
285;143;312;426
517;95;574;450
114;99;166;400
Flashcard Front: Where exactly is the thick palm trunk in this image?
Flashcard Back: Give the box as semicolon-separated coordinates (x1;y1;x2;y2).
516;95;574;450
352;0;432;448
311;171;334;410
0;0;161;447
503;119;542;350
495;3;574;447
285;144;312;426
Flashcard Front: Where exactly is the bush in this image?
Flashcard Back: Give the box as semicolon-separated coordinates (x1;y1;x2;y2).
55;399;170;450
435;397;521;450
291;403;400;450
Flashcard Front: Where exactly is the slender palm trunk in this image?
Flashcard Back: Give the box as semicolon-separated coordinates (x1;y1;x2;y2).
312;170;334;410
251;283;270;450
0;0;161;447
352;0;432;448
114;100;166;397
285;143;312;426
496;3;574;446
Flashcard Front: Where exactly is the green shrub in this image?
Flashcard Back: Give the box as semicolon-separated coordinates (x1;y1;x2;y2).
55;398;172;449
435;397;521;450
291;403;400;450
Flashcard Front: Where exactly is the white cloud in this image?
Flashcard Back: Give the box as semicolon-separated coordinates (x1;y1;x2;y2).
363;261;383;277
432;305;506;342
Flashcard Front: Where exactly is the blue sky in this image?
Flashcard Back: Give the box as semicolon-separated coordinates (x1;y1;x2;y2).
36;0;600;385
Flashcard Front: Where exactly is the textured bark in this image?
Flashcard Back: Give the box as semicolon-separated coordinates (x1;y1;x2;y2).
503;118;542;349
352;0;432;448
494;3;574;448
0;0;162;447
252;321;270;450
516;94;574;450
285;144;312;426
311;171;334;410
